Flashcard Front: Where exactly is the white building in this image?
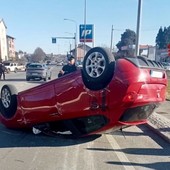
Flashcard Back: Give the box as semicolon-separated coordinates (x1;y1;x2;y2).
0;19;8;61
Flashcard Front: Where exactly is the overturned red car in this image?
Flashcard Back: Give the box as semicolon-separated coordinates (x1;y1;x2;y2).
0;47;168;137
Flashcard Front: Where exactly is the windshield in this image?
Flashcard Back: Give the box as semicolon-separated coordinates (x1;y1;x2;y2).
3;63;10;66
28;64;43;69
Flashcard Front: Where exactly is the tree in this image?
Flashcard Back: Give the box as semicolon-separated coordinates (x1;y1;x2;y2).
156;26;170;49
31;47;46;62
165;26;170;45
116;29;136;51
156;27;166;49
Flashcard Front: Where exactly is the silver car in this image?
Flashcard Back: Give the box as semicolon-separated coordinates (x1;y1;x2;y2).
26;63;52;81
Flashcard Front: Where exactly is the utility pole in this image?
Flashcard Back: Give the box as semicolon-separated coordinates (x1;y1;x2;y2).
135;0;143;56
110;25;114;52
64;18;77;61
84;0;87;56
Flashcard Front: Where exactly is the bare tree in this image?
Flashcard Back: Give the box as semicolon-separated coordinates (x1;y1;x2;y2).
31;47;46;62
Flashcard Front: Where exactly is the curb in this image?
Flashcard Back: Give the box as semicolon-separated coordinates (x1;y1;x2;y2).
146;122;170;143
147;112;170;143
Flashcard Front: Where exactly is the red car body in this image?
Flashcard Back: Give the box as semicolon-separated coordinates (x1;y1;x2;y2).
0;47;168;137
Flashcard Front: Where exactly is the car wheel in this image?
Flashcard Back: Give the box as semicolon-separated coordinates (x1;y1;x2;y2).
14;68;18;73
0;84;18;119
48;73;52;80
43;74;47;81
26;77;30;81
82;47;115;91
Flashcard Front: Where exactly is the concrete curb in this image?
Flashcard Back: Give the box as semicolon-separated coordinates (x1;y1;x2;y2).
147;112;170;143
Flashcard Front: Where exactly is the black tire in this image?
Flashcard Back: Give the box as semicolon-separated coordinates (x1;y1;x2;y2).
48;73;52;80
82;47;115;91
14;68;18;73
0;84;18;119
26;77;30;81
43;74;48;81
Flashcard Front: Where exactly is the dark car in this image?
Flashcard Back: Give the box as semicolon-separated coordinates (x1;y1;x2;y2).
25;62;31;70
0;47;167;138
26;63;52;81
161;62;170;70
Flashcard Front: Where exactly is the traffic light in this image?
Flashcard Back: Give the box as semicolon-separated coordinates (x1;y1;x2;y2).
167;44;170;56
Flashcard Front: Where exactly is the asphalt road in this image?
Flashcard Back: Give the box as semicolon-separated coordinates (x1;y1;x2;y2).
0;67;170;170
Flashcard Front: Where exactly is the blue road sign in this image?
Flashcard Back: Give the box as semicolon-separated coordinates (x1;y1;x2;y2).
52;37;57;43
79;24;94;42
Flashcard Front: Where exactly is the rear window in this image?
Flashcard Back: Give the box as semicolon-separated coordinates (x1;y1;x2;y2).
28;64;43;68
3;63;10;66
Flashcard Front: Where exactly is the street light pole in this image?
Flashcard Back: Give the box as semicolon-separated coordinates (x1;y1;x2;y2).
64;18;77;61
135;0;143;56
65;32;73;54
110;25;114;52
84;0;87;56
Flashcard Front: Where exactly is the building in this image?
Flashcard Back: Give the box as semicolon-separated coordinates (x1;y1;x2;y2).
118;44;156;60
139;45;156;60
7;35;16;60
0;19;8;61
71;44;91;61
155;48;170;62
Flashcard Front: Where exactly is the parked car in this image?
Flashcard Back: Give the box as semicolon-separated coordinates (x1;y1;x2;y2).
3;62;25;73
0;47;167;138
26;63;51;81
161;62;170;70
76;60;83;68
25;62;31;71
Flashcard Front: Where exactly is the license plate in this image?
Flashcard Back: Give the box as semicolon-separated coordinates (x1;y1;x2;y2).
32;73;38;75
150;70;163;78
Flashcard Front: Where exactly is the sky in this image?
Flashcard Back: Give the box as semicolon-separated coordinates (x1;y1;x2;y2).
0;0;169;55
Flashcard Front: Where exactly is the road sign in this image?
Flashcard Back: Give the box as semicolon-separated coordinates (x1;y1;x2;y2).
79;24;94;42
52;38;57;44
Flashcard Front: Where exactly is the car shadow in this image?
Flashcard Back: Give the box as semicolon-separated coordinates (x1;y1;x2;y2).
26;81;46;84
1;79;46;84
0;127;101;148
0;78;26;81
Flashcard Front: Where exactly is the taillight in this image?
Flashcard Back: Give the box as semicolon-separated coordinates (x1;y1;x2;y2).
123;91;137;103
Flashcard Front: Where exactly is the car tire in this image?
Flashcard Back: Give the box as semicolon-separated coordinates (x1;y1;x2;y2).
26;77;30;81
43;76;47;81
48;73;52;80
0;84;18;119
82;47;115;91
14;68;18;73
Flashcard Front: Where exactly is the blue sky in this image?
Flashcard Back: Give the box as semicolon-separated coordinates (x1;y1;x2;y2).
0;0;169;54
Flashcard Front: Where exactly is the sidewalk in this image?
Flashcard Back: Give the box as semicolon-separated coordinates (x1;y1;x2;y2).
147;100;170;143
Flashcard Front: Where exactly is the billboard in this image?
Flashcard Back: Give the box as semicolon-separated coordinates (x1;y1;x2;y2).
79;24;94;42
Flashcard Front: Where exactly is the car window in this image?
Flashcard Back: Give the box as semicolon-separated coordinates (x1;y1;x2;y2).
162;62;170;66
28;64;43;68
4;63;10;66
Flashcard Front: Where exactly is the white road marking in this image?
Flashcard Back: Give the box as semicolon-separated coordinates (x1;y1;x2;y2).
106;134;135;170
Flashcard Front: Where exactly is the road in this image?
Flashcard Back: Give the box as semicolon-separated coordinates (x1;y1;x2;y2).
0;67;170;170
